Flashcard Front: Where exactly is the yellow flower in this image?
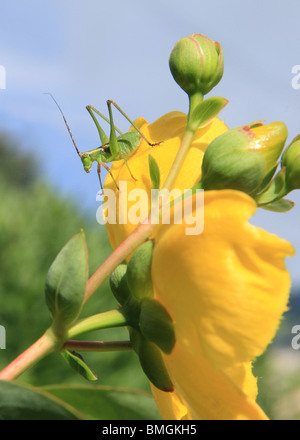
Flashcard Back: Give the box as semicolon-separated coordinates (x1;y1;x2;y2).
151;190;294;420
104;112;294;420
104;111;228;248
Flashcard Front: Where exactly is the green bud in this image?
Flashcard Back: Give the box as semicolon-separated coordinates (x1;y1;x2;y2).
281;135;300;192
169;33;224;97
126;240;154;300
201;122;288;196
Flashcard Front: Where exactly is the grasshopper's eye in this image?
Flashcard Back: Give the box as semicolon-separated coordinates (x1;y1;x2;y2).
81;155;93;173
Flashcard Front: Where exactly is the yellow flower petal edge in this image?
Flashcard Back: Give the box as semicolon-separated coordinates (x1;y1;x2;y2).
151;344;269;420
104;111;228;249
152;190;294;371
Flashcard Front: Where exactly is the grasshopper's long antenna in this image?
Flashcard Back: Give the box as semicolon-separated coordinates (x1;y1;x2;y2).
45;93;81;157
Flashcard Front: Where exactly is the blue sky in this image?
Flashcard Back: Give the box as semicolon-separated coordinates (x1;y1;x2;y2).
1;0;300;285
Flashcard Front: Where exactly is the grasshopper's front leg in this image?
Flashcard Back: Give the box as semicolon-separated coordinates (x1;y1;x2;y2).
97;162;119;192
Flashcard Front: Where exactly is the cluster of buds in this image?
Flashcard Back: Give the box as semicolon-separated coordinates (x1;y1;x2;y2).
169;33;300;210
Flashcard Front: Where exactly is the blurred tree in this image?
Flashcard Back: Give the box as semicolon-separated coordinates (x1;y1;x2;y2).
0;132;148;390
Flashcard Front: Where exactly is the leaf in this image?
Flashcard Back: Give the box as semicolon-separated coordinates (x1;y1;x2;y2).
189;97;228;131
61;350;98;382
260;198;295;212
148;155;160;190
0;381;83;420
139;298;175;354
45;230;88;328
43;385;161;420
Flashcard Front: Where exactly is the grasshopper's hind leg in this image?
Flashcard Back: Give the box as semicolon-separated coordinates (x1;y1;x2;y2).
107;100;162;147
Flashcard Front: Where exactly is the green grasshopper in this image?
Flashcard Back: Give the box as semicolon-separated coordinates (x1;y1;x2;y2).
47;94;160;189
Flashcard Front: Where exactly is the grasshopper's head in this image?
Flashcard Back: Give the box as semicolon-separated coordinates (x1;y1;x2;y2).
80;154;93;173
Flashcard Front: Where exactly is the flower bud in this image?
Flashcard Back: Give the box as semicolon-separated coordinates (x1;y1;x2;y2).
201;122;288;195
281;135;300;192
169;33;224;97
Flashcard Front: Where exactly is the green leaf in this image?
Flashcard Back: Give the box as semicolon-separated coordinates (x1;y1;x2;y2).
0;381;83;420
61;350;98;382
189;96;228;131
148;155;160;190
139;298;175;354
126;240;154;300
43;385;161;420
45;230;88;329
260;198;295;212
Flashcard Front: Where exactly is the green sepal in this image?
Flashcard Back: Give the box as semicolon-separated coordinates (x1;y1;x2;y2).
126;240;154;300
131;332;173;392
121;296;141;329
148;155;160;190
109;264;131;305
61;350;98;382
129;328;141;353
256;168;287;205
45;230;88;332
188;97;228;131
260;198;295;212
255;164;278;194
139;298;175;354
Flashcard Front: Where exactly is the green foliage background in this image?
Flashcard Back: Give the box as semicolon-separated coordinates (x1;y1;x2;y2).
0;132;149;391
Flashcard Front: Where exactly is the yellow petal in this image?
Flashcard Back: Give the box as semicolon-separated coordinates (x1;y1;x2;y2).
104;112;228;249
152;190;294;370
151;344;268;420
150;384;191;420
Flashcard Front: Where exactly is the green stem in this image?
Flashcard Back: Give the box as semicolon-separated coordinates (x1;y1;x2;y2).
67;309;127;339
84;221;154;302
161;129;195;192
0;328;59;381
63;340;132;352
187;91;203;125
